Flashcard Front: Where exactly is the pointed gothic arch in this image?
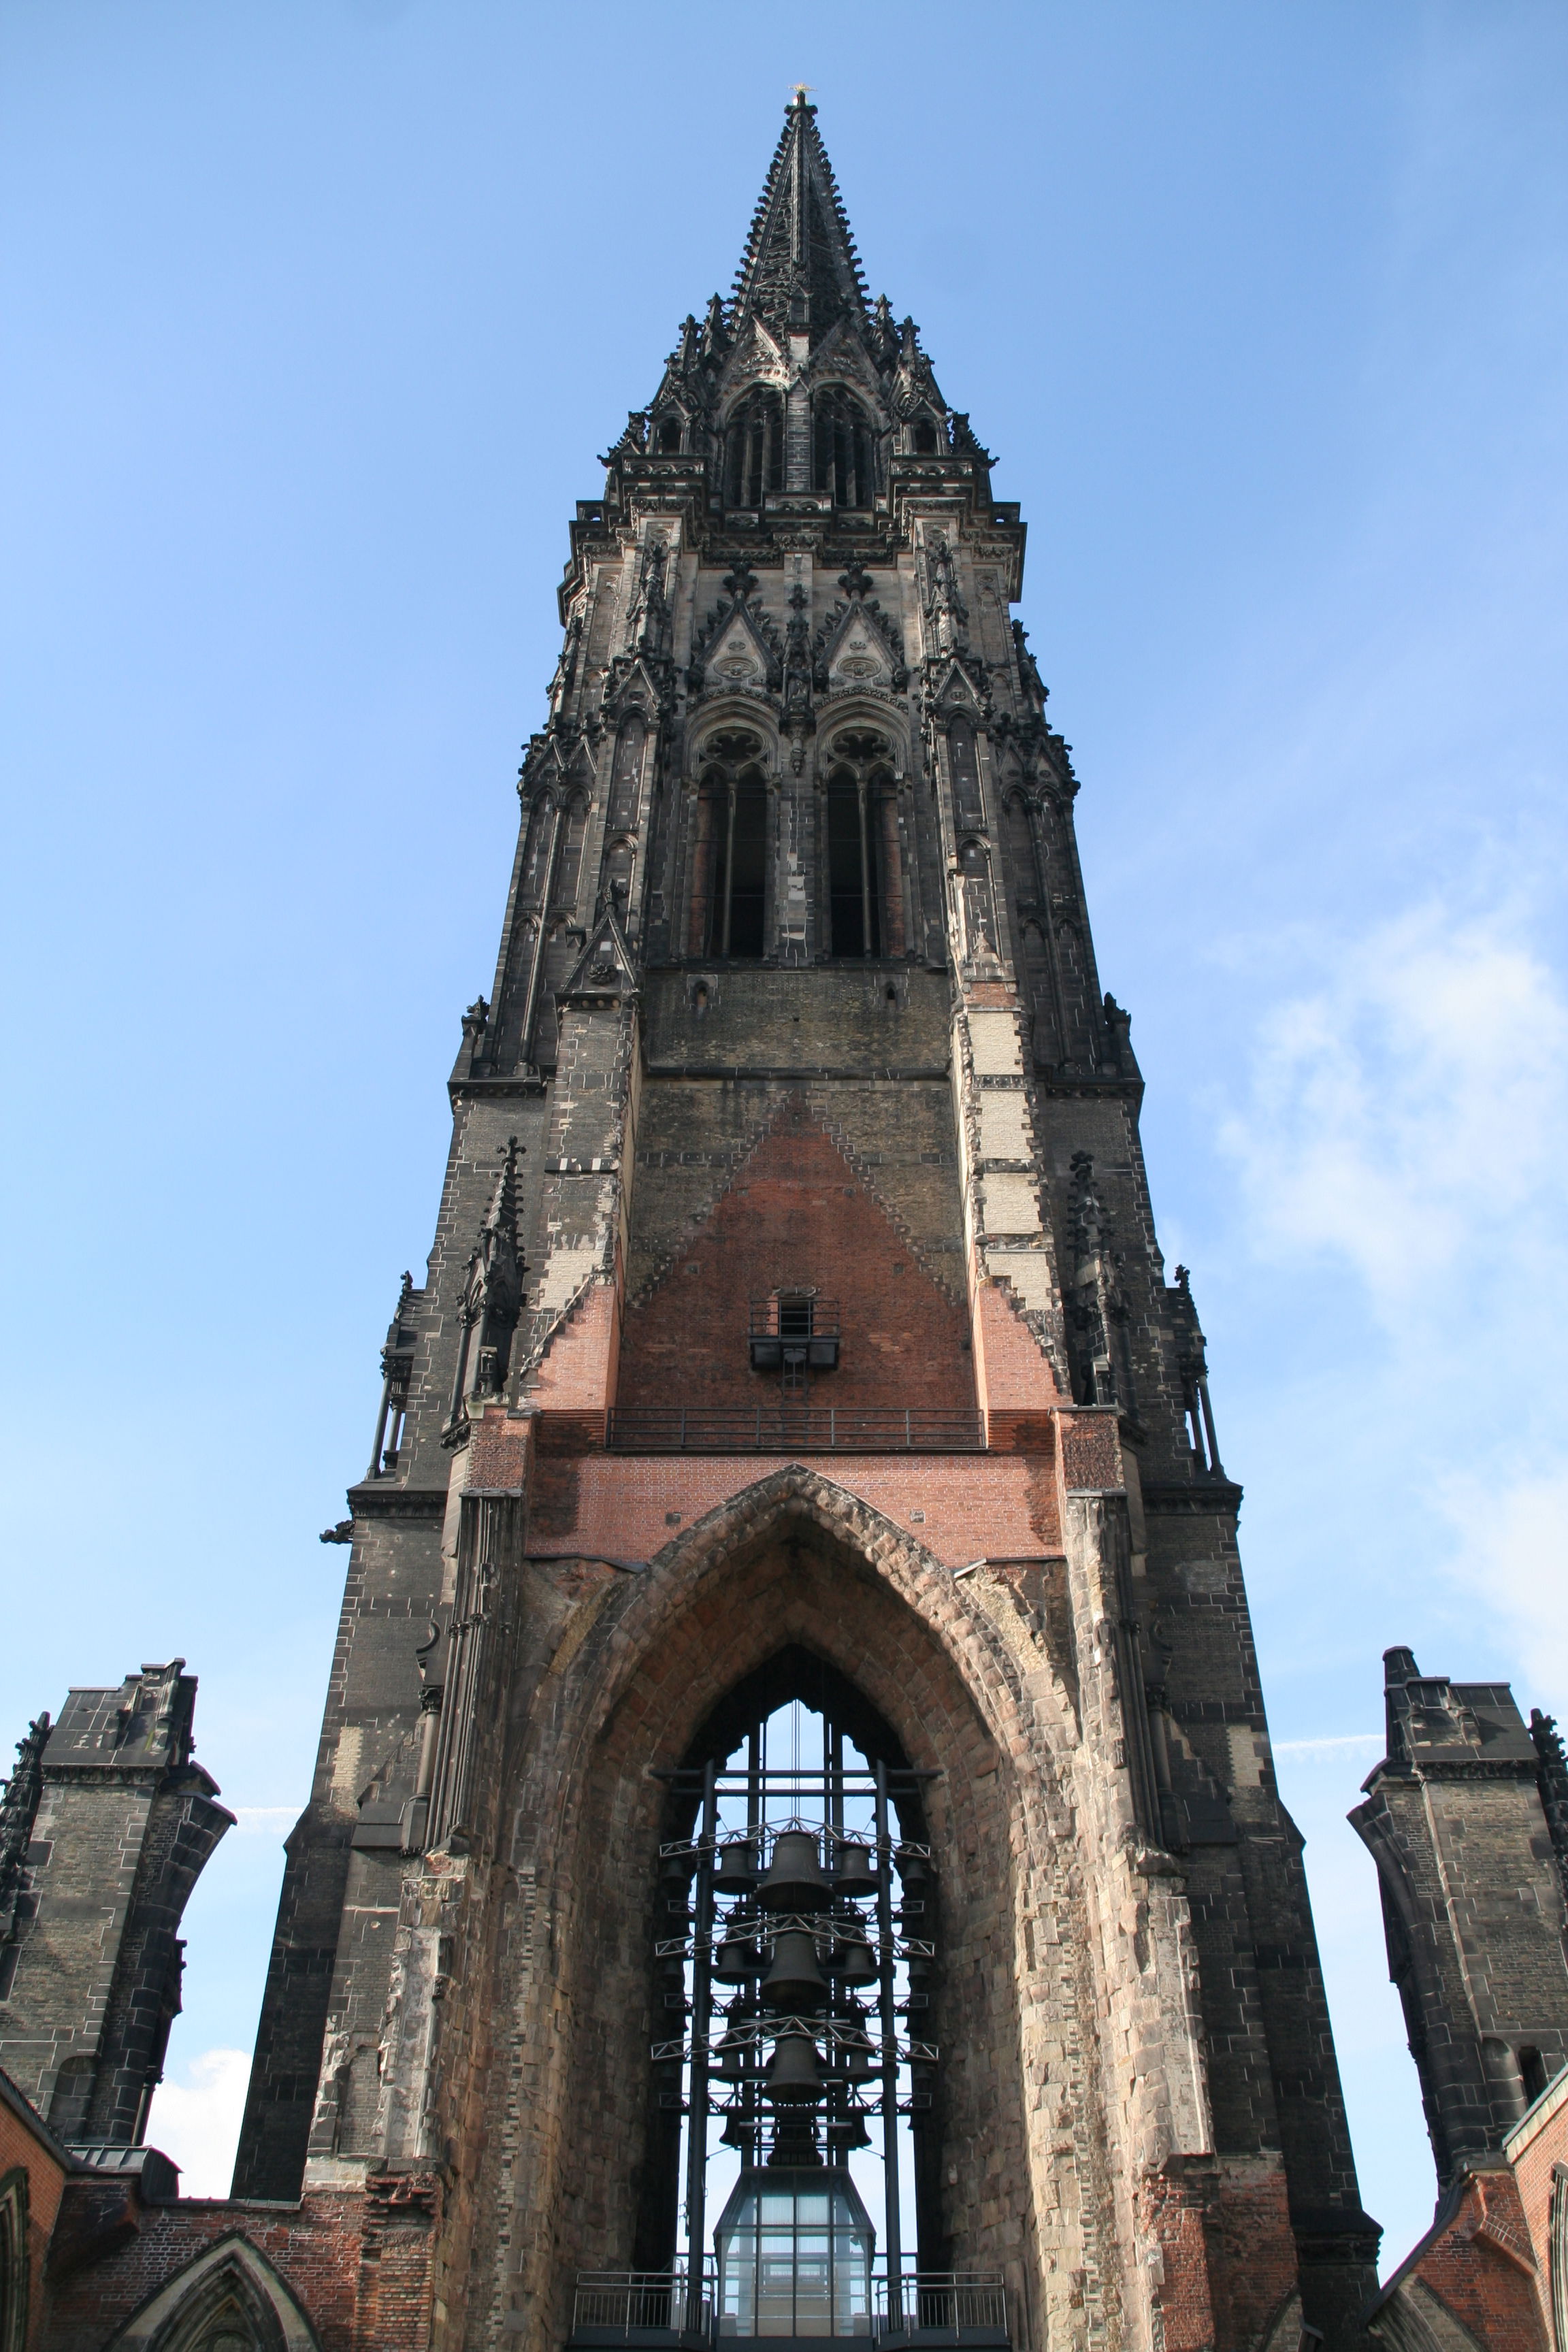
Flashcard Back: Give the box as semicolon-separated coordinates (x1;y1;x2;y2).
0;2168;27;2352
103;2233;319;2352
724;387;785;510
813;385;877;509
480;1468;1097;2352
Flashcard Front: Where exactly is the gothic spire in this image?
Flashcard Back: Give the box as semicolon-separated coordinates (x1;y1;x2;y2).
730;93;868;342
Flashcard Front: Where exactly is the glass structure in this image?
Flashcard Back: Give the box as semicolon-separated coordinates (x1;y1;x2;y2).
715;2169;874;2338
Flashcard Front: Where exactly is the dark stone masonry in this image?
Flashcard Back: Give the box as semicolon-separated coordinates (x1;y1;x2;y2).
3;92;1566;2352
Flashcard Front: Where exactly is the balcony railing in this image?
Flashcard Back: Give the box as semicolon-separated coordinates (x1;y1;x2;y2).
875;2275;1009;2344
571;2270;710;2343
604;1407;983;1454
568;2271;1007;2347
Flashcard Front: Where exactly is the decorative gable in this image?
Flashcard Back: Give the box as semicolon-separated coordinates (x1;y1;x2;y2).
689;568;783;698
813;567;907;696
558;906;637;1007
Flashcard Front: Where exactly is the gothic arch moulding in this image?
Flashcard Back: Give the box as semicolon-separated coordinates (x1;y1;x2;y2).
816;709;908;767
687;708;779;768
103;2233;320;2352
475;1468;1103;2352
0;2168;27;2352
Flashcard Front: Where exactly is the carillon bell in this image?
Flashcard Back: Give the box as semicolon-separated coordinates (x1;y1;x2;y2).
714;2027;749;2080
832;1840;879;1899
712;1929;761;1983
712;1837;759;1893
758;1829;831;1911
896;1846;928;1892
839;2034;875;2080
764;2031;824;2105
834;1932;879;1987
761;1928;828;2009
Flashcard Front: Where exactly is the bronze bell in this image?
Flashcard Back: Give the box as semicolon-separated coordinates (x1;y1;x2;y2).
758;1830;831;1911
896;1846;928;1891
839;2034;875;2081
712;1837;759;1893
834;1932;879;1988
828;2104;872;2151
832;1840;879;1899
714;2027;749;2081
764;2031;824;2105
761;1929;828;2010
712;1928;761;1983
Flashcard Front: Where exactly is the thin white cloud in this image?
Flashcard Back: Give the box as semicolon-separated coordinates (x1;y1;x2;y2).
1274;1734;1383;1756
1220;902;1568;1311
1436;1463;1568;1701
232;1806;299;1833
1220;899;1568;1687
144;2047;252;2198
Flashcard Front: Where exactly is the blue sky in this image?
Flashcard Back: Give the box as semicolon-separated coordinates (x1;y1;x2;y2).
3;0;1565;2275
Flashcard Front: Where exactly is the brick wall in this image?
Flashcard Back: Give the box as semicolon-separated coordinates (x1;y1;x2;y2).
0;2075;69;2352
617;1107;972;1418
38;2176;437;2352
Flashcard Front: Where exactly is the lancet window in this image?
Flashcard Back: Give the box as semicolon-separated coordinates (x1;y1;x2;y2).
725;390;785;511
693;732;769;959
631;1659;964;2345
813;388;876;510
824;732;896;958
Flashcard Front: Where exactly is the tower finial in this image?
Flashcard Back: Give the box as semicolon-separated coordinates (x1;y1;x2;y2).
730;95;867;340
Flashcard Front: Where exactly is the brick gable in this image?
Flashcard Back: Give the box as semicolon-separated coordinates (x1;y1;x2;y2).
614;1100;973;1418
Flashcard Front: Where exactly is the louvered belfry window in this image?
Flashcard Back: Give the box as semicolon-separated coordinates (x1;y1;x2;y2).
813;387;875;509
725;389;785;510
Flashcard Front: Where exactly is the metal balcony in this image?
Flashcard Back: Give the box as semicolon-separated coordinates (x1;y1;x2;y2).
875;2276;1009;2347
567;2271;1008;2349
748;1296;841;1374
570;2270;710;2349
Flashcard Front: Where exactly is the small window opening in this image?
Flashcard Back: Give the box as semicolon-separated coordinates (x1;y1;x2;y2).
913;418;938;455
1520;2046;1550;2103
725;389;784;510
748;1294;840;1394
656;418;682;455
813;387;876;510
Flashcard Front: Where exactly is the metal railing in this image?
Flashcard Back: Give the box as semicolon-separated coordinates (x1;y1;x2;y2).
748;1297;843;1341
875;2275;1009;2340
604;1407;983;1454
572;2271;710;2338
570;2270;1007;2346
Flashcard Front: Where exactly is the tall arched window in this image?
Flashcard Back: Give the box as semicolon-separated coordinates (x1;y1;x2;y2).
824;732;894;957
696;732;769;958
813;388;875;510
608;715;647;832
725;389;784;510
947;717;985;833
644;1659;941;2295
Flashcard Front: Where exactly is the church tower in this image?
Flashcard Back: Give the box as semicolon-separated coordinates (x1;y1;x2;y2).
232;99;1379;2352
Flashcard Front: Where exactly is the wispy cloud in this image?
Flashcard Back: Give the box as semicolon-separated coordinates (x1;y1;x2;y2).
1220;902;1568;1311
1220;898;1568;1693
144;2048;252;2198
1274;1733;1383;1756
